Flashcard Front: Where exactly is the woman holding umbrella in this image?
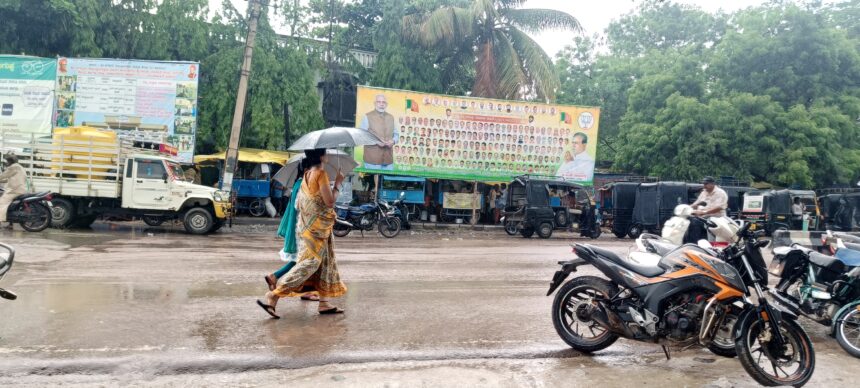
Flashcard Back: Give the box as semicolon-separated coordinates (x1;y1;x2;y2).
257;148;347;317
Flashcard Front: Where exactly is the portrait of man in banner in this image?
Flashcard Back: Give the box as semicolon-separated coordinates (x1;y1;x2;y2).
556;132;594;182
359;94;398;170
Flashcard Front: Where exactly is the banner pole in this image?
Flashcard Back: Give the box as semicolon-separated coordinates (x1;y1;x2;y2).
471;181;478;226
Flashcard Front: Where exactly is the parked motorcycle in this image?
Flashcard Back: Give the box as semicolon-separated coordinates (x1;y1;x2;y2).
768;231;860;358
0;242;16;300
0;188;53;232
333;199;401;238
548;221;815;387
391;192;411;230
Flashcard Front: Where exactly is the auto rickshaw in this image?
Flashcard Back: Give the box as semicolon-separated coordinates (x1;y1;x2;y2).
502;175;601;239
741;189;822;235
819;192;860;231
628;182;701;238
597;182;640;238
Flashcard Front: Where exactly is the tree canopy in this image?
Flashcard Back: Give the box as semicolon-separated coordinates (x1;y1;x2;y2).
556;0;860;188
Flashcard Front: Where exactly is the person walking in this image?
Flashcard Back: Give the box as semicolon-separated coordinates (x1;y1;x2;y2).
257;148;347;318
0;154;27;229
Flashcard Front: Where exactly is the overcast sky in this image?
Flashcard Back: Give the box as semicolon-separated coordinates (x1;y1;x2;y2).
212;0;772;57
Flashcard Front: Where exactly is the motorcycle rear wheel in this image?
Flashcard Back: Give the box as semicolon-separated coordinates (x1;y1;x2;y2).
20;203;51;232
504;221;518;236
551;276;619;353
735;312;815;387
378;217;401;238
333;223;351;237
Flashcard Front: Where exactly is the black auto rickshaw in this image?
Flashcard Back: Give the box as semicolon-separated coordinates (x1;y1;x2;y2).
598;182;640;238
503;175;601;239
741;189;822;235
722;185;754;219
628;182;697;238
819;192;860;231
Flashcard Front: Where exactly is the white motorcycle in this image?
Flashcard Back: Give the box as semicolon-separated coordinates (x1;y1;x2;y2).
627;205;741;266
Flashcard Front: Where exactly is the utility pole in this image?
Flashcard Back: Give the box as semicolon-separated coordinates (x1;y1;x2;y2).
222;0;263;192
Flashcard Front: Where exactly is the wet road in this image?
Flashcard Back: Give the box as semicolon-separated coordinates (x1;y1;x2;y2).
0;222;855;387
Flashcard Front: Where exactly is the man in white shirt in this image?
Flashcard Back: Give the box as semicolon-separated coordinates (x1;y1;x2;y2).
556;132;594;182
691;176;728;218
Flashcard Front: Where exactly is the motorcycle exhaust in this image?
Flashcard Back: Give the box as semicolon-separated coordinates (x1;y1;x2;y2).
591;301;635;337
336;219;354;228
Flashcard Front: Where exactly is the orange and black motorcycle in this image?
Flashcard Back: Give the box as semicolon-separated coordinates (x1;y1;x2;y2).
547;222;815;387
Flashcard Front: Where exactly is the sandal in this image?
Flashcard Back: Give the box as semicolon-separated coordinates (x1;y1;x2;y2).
300;294;320;301
264;274;276;291
318;307;345;315
256;299;280;319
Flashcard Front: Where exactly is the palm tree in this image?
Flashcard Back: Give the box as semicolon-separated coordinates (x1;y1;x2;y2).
404;0;581;101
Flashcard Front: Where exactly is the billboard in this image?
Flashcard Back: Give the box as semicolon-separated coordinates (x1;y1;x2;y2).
354;86;600;184
54;58;199;162
0;56;57;134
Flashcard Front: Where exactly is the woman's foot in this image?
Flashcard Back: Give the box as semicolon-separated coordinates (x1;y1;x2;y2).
300;293;320;301
318;300;344;314
256;292;280;319
264;274;277;291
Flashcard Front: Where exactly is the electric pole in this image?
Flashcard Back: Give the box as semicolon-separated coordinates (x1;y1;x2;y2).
222;0;263;192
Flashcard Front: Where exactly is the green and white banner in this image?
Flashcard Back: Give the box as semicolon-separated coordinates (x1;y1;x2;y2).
0;55;57;134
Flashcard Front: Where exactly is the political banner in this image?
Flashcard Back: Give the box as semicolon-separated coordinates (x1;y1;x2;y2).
54;58;199;162
354;86;600;184
0;56;57;134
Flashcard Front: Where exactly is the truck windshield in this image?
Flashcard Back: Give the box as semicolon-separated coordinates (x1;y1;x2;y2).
166;161;186;181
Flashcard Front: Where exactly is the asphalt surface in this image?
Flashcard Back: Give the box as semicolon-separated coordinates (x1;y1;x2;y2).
0;221;856;387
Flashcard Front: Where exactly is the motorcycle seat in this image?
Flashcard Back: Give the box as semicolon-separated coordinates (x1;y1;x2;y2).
589;245;666;277
644;240;677;257
835;247;860;267
13;192;48;201
809;252;846;273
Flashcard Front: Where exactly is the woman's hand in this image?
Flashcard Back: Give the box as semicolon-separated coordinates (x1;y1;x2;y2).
335;170;345;186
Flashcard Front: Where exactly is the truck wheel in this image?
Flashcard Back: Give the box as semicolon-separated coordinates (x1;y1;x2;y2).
537;222;554;239
142;215;164;227
183;208;213;235
50;198;75;228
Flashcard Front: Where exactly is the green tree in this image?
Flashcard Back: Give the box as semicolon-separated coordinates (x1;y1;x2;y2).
406;0;581;100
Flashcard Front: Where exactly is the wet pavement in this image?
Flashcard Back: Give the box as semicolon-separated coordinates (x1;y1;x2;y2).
0;221;856;387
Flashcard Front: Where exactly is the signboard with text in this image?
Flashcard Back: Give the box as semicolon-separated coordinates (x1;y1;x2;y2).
0;55;56;135
354;86;601;184
54;58;199;162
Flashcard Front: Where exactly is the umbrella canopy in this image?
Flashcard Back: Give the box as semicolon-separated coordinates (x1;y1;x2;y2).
273;149;358;187
287;126;381;151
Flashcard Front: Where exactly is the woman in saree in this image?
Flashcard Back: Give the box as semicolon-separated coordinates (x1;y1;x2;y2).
257;148;347;318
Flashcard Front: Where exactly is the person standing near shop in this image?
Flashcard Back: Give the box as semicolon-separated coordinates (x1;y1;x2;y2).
359;94;398;170
495;183;508;224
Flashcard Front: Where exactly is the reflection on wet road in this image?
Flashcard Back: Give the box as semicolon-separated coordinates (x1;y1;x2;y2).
0;223;855;386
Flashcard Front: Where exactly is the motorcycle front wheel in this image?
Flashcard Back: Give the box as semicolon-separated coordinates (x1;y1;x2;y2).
378;217;401;238
504;221;518;235
20;203;51;232
834;302;860;358
735;311;815;387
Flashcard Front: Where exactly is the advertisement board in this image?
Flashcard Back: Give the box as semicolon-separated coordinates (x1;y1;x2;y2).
353;86;600;184
54;58;199;162
0;55;57;134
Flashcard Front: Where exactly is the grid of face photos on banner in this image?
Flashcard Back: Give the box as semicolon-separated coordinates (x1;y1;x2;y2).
395;100;590;178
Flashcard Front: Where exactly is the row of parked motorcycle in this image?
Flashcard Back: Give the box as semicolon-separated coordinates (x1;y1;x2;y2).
546;204;860;386
332;192;410;238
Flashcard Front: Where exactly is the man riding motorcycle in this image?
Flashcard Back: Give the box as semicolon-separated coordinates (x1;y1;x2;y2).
0;154;27;229
688;176;728;242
